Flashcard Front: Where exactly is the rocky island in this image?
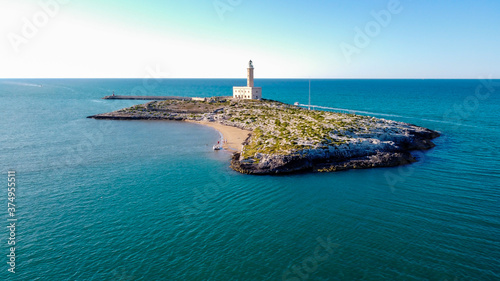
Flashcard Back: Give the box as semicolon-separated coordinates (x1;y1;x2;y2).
88;97;440;174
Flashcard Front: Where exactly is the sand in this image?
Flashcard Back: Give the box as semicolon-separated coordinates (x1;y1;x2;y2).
186;120;251;152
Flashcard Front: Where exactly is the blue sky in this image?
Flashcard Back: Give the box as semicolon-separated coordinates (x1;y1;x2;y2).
1;0;499;78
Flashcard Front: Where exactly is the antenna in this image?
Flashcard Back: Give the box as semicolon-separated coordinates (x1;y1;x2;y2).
308;79;311;110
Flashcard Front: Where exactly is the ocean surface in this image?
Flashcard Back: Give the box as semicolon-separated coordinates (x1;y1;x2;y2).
1;79;499;280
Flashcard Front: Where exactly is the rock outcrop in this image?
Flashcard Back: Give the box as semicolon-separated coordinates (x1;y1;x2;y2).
230;128;439;174
89;98;440;175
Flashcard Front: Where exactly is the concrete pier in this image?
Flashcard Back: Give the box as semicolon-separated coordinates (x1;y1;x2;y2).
102;95;192;101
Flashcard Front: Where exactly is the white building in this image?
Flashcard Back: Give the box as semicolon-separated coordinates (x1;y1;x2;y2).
233;60;262;100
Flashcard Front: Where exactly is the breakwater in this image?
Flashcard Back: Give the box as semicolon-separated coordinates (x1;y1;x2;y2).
103;95;192;101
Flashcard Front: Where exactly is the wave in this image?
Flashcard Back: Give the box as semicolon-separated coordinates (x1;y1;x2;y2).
1;81;43;87
297;104;477;128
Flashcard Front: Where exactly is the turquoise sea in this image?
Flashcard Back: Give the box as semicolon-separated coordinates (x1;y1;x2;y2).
1;79;499;280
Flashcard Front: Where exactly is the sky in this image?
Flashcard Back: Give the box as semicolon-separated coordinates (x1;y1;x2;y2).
1;0;499;78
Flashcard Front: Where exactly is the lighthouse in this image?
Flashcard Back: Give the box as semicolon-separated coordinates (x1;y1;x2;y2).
233;60;262;100
247;60;254;87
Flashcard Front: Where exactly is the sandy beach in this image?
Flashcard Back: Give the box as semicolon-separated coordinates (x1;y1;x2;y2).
186;120;251;152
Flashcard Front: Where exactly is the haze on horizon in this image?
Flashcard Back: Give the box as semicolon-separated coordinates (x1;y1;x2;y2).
1;0;499;79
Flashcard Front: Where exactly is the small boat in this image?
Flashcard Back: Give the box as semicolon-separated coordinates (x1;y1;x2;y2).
213;141;222;150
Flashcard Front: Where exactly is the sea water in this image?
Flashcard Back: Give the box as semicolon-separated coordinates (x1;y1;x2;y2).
1;79;499;280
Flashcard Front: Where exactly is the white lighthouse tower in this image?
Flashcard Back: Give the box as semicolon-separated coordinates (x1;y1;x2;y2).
247;60;254;87
233;60;262;100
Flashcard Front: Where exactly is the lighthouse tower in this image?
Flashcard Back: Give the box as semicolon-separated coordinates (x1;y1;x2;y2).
247;60;254;87
233;60;262;100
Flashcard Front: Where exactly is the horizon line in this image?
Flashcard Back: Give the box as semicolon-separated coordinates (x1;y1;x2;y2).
1;77;498;80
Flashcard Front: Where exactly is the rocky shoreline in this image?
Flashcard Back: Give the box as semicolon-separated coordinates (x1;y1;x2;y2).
230;134;438;175
229;123;439;174
88;98;440;175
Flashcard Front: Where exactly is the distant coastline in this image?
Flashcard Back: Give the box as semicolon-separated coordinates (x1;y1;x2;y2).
88;97;440;174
